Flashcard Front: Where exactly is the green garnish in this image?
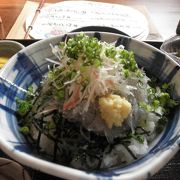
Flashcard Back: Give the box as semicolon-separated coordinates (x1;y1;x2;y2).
55;90;65;100
129;133;145;144
19;126;29;135
16;98;32;116
120;50;138;72
65;33;102;66
105;46;117;58
16;86;34;116
139;102;153;112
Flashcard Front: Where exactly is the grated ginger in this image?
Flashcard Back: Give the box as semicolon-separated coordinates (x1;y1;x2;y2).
99;94;132;129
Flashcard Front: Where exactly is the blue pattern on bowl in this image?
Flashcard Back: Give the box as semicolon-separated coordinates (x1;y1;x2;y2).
0;32;179;179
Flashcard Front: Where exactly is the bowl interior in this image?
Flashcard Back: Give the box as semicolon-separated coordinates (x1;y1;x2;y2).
0;32;179;179
160;35;180;64
0;40;24;58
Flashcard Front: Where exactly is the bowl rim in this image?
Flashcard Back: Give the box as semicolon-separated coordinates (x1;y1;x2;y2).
0;40;25;59
0;40;25;48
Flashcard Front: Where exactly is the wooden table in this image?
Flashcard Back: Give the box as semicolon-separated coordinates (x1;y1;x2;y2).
0;0;180;179
0;0;179;40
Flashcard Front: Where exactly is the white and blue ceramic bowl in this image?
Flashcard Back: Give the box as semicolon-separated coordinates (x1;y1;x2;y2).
0;32;179;179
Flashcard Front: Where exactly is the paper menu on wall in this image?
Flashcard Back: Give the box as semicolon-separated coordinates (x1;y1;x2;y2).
25;1;149;40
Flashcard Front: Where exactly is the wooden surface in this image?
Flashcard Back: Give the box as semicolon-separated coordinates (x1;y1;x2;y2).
0;0;179;40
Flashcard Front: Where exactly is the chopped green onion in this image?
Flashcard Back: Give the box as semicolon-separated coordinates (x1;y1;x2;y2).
19;126;29;134
16;98;32;116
